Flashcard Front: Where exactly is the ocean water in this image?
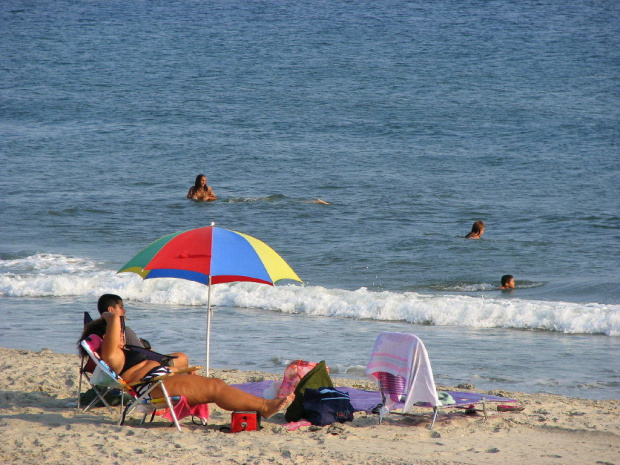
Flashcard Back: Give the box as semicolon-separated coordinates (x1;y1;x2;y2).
1;0;618;400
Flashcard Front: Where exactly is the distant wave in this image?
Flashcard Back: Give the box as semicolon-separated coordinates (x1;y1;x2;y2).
225;194;287;203
1;253;618;336
426;281;545;293
225;194;324;204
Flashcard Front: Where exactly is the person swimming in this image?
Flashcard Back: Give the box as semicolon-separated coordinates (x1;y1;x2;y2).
187;174;217;201
465;220;485;239
499;274;515;290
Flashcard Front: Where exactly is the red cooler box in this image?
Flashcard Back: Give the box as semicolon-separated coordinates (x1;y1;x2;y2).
231;411;261;432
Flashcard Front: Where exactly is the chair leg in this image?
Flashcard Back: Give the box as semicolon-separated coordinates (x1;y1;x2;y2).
118;389;125;422
378;393;389;425
122;384;160;425
122;381;182;431
77;369;84;409
84;386;115;414
159;381;181;432
429;407;439;430
77;357;96;411
378;405;390;425
120;406;129;426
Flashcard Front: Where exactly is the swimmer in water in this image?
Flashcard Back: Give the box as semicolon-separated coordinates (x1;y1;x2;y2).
499;275;515;290
465;220;485;239
187;174;217;201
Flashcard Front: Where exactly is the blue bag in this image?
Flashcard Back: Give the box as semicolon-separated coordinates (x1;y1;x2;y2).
302;387;355;426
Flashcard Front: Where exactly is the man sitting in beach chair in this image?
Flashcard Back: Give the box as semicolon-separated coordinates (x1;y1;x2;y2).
79;294;190;408
79;311;289;422
95;294;189;369
80;332;209;430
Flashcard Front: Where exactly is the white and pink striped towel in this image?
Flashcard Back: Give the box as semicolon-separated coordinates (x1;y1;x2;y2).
366;332;441;410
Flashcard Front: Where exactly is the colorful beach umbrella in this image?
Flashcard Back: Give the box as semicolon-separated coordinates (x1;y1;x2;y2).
118;223;302;375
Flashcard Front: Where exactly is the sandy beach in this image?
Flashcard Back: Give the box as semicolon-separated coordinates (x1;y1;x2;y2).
0;347;618;465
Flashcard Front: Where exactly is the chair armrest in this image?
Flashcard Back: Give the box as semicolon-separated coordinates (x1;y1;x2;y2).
127;366;202;386
174;365;202;375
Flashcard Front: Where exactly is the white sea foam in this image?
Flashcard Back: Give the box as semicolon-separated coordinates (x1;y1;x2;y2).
1;254;618;336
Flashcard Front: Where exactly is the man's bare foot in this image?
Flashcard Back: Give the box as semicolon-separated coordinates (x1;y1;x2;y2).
262;397;289;419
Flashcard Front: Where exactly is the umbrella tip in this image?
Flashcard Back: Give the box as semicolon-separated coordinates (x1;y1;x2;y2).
211;221;216;226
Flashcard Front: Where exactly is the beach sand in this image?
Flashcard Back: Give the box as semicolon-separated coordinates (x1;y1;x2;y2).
0;347;618;465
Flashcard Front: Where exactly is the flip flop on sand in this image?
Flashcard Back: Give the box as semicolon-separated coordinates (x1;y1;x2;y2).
327;424;345;435
497;404;524;412
284;420;312;431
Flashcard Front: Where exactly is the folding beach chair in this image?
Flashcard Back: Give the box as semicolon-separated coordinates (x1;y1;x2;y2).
77;323;117;412
78;335;134;414
79;337;203;431
77;312;171;410
366;332;441;429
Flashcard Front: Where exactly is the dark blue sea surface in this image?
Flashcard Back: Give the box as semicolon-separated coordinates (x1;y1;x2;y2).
1;0;618;400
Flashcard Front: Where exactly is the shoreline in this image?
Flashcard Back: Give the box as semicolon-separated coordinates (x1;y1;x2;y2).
0;347;618;465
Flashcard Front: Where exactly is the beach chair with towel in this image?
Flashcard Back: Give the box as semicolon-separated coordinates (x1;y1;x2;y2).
232;333;519;428
366;331;442;429
79;335;207;431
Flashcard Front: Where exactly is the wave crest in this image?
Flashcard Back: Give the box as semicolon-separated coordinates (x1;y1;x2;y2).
1;253;618;336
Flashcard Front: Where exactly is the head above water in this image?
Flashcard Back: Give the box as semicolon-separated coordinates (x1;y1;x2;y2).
194;174;207;189
465;220;485;239
501;275;515;289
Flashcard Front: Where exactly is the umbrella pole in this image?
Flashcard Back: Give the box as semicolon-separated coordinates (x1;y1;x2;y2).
206;276;212;377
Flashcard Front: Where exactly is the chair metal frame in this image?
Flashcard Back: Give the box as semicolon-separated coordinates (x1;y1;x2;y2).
367;332;441;429
79;339;184;431
77;350;118;414
374;371;439;429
